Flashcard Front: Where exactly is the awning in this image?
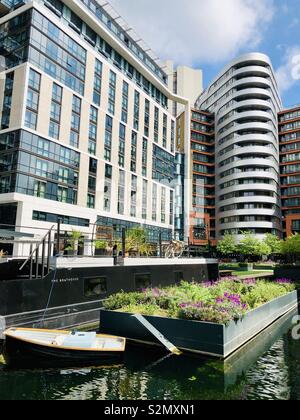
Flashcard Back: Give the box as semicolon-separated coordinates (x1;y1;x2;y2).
0;229;35;240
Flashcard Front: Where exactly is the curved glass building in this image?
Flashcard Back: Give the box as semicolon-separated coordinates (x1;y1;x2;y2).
196;53;282;240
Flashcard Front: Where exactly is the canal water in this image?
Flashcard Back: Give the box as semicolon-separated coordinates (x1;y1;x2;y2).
0;309;300;400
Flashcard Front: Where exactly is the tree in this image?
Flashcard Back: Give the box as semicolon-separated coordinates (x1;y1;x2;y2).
239;232;271;261
259;241;272;257
281;234;300;263
125;227;153;257
264;234;282;255
217;233;237;256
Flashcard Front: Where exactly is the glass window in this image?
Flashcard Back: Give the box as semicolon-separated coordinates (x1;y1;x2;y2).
84;277;107;297
28;69;41;91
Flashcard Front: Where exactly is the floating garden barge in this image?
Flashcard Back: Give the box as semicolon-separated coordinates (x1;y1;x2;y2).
100;278;300;359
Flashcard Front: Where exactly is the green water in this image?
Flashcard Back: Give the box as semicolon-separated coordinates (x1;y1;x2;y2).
1;312;300;400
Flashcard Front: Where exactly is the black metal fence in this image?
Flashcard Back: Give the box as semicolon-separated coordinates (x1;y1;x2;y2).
0;221;217;261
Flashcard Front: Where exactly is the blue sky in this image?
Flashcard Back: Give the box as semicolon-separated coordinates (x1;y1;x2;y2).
110;0;300;108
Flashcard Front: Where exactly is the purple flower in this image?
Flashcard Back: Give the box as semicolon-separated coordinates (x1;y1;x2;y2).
243;278;256;285
151;288;164;297
179;302;204;309
202;281;216;288
275;278;292;285
216;292;244;307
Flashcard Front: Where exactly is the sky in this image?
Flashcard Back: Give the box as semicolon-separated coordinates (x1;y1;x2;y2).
109;0;300;108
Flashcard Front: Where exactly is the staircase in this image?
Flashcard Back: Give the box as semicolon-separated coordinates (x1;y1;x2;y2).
18;226;55;280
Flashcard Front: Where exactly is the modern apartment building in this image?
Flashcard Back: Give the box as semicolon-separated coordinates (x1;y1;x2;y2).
168;62;204;242
0;0;190;256
195;53;283;242
1;0;297;254
177;108;215;246
279;105;300;237
165;61;203;118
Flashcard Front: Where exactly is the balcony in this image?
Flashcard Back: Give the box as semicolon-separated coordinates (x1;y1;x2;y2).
0;0;25;16
0;0;10;16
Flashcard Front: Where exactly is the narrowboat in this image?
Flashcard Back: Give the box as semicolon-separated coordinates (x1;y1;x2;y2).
0;256;219;334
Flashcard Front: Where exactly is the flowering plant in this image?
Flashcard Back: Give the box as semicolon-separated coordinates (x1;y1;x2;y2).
104;278;298;324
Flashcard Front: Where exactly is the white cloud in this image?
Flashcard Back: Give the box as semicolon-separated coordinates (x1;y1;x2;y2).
276;46;300;93
109;0;275;65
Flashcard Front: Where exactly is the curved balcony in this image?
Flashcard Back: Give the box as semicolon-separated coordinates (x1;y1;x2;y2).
217;98;278;120
233;65;271;80
217;195;279;209
197;53;282;108
219;158;279;175
217;184;279;200
218;170;280;186
217;146;276;165
205;73;278;110
218;221;278;232
218;208;281;219
218;121;278;142
218;133;278;152
234;76;273;91
231;87;275;103
217;110;274;132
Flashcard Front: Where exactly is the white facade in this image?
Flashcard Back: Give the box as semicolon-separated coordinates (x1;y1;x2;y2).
196;53;283;240
165;61;203;117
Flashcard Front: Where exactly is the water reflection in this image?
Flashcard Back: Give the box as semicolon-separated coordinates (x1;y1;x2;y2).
0;309;300;400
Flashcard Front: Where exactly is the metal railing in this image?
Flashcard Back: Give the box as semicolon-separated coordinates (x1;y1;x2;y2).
0;221;217;276
19;225;55;280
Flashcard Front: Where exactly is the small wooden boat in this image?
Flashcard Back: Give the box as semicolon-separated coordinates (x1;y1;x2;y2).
3;328;126;366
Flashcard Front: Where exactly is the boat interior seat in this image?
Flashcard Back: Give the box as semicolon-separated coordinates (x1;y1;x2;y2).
62;332;97;349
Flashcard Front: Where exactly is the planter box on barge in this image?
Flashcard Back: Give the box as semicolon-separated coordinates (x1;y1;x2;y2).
100;290;300;359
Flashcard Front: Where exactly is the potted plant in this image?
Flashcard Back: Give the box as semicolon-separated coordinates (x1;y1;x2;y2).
125;228;153;257
64;230;83;256
94;240;108;256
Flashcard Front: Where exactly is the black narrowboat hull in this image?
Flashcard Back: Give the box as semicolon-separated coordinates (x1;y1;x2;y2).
0;259;219;332
3;335;124;367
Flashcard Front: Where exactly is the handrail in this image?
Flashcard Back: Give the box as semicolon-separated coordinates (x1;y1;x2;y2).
19;225;55;271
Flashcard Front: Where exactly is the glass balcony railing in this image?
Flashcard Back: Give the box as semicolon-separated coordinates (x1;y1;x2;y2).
79;0;168;85
0;0;25;9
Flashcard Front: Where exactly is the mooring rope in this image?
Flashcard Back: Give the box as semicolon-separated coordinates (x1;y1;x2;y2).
40;256;58;327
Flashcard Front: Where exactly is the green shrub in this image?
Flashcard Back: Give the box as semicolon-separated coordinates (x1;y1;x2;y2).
103;291;145;310
117;304;167;317
241;281;291;309
104;278;298;324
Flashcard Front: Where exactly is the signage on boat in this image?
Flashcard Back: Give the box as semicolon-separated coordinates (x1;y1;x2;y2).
52;277;80;284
